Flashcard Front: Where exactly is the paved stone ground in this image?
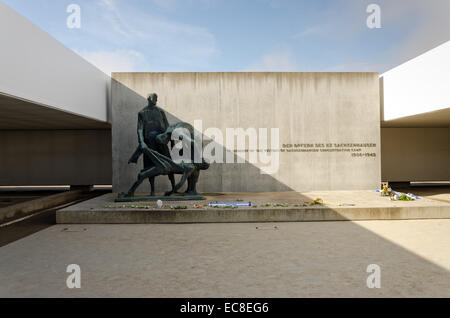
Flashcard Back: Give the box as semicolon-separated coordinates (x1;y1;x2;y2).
1;219;449;297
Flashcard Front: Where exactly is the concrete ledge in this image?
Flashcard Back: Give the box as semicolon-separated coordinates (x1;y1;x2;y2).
56;192;450;224
1;190;83;224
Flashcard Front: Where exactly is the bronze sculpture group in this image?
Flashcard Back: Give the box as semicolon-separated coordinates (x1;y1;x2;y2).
118;93;209;199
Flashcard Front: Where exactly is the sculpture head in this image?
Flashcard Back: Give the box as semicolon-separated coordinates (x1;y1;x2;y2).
147;93;158;106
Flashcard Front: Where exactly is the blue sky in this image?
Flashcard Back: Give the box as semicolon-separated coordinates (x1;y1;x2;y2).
3;0;450;74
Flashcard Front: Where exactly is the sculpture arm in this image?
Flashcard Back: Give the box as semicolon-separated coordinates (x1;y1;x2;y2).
128;146;142;164
137;112;147;149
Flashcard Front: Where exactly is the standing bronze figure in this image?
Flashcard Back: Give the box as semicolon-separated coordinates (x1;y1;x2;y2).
130;93;176;196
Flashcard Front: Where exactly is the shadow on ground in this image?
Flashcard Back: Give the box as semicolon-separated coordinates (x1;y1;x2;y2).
0;189;110;247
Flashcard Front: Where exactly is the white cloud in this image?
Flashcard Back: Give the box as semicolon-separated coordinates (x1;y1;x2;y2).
378;0;450;70
76;0;219;71
76;49;148;74
302;0;450;72
288;0;450;73
292;26;324;39
244;48;299;72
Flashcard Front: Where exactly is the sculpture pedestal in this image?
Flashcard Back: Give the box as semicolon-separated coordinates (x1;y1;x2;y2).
56;192;450;224
114;193;205;202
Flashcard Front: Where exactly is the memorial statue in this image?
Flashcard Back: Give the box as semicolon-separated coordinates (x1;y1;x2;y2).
116;95;210;201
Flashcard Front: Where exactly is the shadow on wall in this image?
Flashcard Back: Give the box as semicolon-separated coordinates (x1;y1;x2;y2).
111;78;292;195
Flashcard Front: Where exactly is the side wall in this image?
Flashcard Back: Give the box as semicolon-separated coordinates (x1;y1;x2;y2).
112;72;381;193
0;130;112;186
0;2;110;122
381;128;450;182
381;41;450;121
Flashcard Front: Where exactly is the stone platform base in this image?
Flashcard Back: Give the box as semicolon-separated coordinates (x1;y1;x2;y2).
56;191;450;224
114;194;205;202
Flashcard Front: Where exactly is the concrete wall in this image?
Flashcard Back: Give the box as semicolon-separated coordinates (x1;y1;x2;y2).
381;128;450;182
381;41;450;121
112;72;381;193
0;2;110;123
0;130;112;186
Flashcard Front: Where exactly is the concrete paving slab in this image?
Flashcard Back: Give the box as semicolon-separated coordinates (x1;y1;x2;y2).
1;220;449;297
56;191;450;224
